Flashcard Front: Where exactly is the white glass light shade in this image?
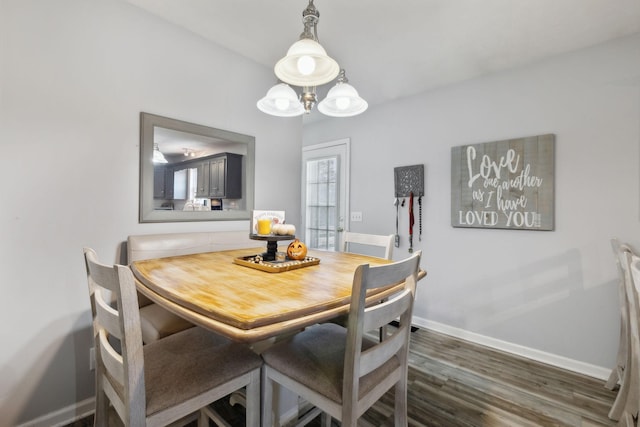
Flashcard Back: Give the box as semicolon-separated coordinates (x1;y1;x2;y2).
274;38;340;87
153;143;168;163
257;83;305;117
317;82;368;117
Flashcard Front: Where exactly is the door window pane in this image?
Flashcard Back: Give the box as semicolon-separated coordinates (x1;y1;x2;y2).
305;157;338;251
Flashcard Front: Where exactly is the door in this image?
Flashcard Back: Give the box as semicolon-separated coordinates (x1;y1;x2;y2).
302;139;350;251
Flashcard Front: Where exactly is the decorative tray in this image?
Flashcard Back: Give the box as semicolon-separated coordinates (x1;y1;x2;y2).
233;254;320;273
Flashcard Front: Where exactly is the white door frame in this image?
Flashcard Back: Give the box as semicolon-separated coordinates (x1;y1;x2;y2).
301;138;350;251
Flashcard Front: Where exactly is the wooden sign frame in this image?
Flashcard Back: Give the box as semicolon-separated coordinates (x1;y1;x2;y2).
451;134;555;231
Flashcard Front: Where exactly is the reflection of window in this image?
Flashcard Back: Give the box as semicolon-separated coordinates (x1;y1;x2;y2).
173;169;187;200
188;168;198;200
305;157;337;250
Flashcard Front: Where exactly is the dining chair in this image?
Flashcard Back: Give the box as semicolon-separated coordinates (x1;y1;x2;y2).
84;247;262;426
261;250;422;427
342;231;394;260
608;247;640;423
606;238;633;391
339;231;396;341
622;254;640;426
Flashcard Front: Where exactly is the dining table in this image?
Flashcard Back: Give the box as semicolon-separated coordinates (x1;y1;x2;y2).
130;246;426;343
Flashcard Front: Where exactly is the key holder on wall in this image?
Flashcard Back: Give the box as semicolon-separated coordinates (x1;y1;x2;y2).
394;164;424;252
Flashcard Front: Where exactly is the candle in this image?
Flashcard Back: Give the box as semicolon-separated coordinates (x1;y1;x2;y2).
257;218;272;235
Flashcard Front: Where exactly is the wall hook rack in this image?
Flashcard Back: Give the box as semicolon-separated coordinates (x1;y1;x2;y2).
394;164;424;197
394;164;425;252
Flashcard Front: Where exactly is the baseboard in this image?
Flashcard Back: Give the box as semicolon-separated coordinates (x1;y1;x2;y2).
16;397;95;427
412;316;611;381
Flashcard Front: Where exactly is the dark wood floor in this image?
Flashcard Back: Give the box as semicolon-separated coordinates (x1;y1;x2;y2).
67;328;619;426
353;328;618;427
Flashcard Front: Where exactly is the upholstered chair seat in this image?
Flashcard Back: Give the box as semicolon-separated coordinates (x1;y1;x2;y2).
262;323;398;404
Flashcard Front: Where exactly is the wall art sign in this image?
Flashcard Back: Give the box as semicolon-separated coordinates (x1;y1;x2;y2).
451;134;555;230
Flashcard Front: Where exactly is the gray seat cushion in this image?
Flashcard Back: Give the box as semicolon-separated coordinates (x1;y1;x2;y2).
139;303;195;343
106;326;262;417
144;327;262;416
261;323;399;403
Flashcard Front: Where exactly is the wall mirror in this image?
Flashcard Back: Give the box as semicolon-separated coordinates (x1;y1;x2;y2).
139;112;255;223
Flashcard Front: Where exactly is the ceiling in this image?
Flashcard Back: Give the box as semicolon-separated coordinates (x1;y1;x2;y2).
125;0;640;115
154;126;232;158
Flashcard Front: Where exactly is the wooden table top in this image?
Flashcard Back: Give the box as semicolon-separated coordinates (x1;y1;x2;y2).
131;247;424;343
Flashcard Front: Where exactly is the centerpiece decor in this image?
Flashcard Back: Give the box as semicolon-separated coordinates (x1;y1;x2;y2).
236;210;320;272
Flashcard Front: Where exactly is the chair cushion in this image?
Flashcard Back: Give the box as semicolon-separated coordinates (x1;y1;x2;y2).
143;326;263;417
139;303;194;343
261;323;399;403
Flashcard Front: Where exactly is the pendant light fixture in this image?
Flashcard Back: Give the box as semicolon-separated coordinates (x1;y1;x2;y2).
318;69;368;117
257;0;367;118
152;143;168;164
274;0;338;87
257;83;305;117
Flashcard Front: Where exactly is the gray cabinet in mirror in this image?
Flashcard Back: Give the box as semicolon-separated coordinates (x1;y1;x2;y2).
153;165;175;200
139;112;255;223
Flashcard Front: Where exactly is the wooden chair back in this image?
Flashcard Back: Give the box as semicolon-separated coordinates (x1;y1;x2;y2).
608;241;640;421
607;239;632;390
342;231;394;260
342;250;421;424
611;251;640;423
84;247;146;424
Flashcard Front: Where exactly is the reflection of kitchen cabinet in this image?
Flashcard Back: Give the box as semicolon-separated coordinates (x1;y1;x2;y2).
153;165;174;199
195;161;210;198
210;153;242;198
193;153;242;199
209;157;224;198
155;155;242;200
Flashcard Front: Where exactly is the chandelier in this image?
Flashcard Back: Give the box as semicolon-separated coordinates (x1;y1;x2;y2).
257;0;368;118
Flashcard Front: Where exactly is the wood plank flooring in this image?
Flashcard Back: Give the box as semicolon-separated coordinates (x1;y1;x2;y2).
66;328;619;426
350;328;618;427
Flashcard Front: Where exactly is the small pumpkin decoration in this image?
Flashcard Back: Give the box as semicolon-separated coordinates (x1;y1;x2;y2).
287;239;307;260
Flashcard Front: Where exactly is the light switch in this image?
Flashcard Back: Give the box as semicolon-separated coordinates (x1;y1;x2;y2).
350;212;363;222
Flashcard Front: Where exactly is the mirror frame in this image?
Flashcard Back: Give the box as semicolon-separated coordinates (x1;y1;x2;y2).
139;112;255;223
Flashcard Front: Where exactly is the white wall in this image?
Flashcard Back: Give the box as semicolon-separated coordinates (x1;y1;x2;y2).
304;34;640;370
0;0;302;425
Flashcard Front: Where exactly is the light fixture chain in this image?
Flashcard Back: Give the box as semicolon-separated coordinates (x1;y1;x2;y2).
301;0;320;41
